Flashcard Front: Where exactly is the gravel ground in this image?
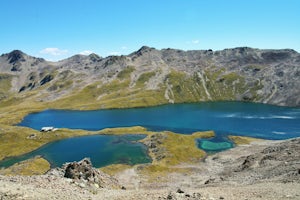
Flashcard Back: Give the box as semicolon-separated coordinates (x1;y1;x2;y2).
1;176;299;200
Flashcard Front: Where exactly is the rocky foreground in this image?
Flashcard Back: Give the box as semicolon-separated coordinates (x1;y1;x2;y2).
0;138;299;200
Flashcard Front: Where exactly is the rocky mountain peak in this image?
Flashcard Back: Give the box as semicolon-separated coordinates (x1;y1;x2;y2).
88;53;102;62
138;45;153;51
132;46;156;56
7;50;26;64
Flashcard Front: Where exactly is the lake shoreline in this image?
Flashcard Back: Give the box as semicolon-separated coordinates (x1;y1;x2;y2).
1;101;299;172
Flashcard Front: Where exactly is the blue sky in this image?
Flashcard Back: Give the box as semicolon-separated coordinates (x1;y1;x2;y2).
1;0;299;61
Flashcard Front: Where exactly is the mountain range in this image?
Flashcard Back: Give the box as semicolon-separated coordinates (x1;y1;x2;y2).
0;46;299;109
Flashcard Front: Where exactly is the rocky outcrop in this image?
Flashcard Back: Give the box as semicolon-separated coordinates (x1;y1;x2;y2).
47;158;122;189
40;74;54;85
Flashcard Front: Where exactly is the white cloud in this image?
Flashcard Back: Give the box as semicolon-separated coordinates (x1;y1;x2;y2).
40;48;69;56
121;46;127;50
79;50;93;55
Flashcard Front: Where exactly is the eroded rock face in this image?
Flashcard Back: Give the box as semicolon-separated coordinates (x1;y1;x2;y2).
64;158;93;180
48;158;122;189
40;74;54;85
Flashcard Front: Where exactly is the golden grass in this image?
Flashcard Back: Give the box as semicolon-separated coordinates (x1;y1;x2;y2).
48;76;167;110
228;135;263;145
0;102;46;125
100;164;133;176
0;156;50;176
97;126;150;135
135;71;156;87
0;74;12;96
117;66;135;80
166;70;207;102
154;131;214;166
204;69;247;100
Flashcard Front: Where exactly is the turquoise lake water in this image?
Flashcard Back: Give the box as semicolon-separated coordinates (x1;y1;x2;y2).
4;101;299;168
0;135;150;168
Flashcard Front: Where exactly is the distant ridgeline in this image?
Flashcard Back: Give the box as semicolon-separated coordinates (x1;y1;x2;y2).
0;47;299;109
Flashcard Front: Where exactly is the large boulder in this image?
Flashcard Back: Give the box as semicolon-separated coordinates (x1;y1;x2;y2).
48;158;122;189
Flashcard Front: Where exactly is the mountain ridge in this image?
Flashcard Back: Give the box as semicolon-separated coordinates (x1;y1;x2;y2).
0;46;299;108
2;46;299;63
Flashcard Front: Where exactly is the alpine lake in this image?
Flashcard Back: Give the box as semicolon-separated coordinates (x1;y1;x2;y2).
1;102;299;168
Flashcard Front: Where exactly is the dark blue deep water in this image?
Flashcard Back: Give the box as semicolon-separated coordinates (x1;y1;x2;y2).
9;102;300;168
19;102;300;140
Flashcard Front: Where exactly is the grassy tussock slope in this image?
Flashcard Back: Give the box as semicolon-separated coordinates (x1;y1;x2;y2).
0;156;50;176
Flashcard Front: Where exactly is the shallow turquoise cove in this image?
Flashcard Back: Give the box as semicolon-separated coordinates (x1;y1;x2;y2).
199;140;233;151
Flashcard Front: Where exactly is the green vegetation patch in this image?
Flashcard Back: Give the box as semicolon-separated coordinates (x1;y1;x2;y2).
117;66;135;80
51;79;131;109
48;80;73;91
135;71;156;87
158;131;214;165
97;89;167;109
204;69;247;100
51;78;167;110
165;70;207;103
98;126;150;135
0;74;12;101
